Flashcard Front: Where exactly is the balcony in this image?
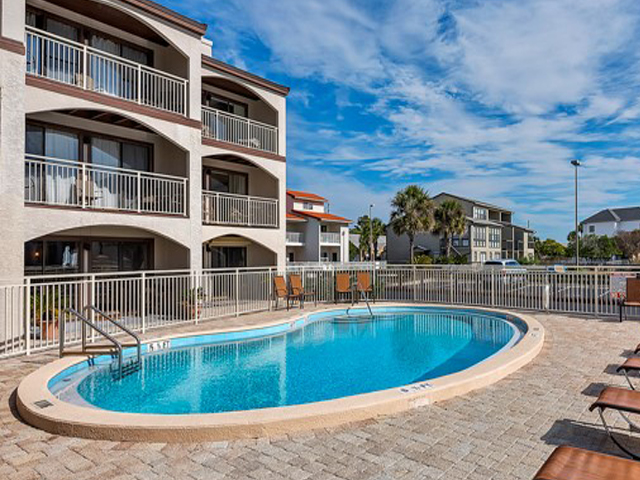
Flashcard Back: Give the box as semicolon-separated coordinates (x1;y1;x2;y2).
202;191;279;228
25;155;188;216
320;232;341;245
286;232;305;245
25;27;188;116
201;106;278;155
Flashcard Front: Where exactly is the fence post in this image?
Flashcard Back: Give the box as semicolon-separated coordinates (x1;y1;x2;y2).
594;268;599;317
90;275;96;343
183;178;188;217
412;266;417;303
268;268;274;311
491;269;495;307
82;45;88;90
235;269;240;317
81;163;87;209
137;64;142;104
141;272;147;333
136;172;142;213
24;278;31;356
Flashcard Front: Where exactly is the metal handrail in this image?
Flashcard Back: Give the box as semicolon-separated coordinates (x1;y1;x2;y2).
84;305;141;365
61;308;124;375
346;278;373;317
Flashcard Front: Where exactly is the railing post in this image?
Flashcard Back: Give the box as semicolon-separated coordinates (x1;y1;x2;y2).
136;171;142;213
24;278;31;356
248;196;253;227
412;265;417;303
183;178;188;217
137;64;142;104
81;163;87;209
235;269;240;317
491;269;495;307
90;275;96;343
82;44;88;90
141;272;147;333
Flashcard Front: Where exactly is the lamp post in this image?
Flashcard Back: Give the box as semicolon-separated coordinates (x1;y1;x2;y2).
571;160;582;267
368;203;374;263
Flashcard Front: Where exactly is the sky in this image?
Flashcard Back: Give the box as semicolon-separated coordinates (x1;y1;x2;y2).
164;0;640;241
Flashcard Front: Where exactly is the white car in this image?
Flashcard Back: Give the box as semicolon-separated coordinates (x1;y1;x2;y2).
483;259;528;284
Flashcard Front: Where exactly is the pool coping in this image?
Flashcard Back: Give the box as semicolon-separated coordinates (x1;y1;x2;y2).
16;303;545;442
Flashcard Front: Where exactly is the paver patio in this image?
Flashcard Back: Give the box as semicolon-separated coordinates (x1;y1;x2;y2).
1;310;640;480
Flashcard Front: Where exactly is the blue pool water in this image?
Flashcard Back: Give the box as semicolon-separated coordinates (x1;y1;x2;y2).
58;307;521;414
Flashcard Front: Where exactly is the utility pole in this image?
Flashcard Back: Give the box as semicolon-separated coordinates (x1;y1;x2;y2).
368;203;374;262
571;160;582;267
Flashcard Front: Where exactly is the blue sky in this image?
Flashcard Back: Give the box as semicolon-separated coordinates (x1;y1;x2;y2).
164;0;640;241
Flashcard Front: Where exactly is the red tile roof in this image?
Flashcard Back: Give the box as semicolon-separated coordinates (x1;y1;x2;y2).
286;213;307;222
293;210;351;223
287;190;327;202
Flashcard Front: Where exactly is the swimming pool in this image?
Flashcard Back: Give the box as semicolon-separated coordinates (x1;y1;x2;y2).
50;306;524;415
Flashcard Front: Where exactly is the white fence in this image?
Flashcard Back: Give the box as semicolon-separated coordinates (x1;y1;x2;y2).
202;106;278;154
25;27;188;116
25;155;188;216
202;191;279;227
1;265;638;358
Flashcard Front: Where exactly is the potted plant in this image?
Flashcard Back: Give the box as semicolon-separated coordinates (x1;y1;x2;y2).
182;287;205;319
31;288;65;341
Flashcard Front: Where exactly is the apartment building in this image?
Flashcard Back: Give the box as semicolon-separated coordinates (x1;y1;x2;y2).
386;193;534;263
285;190;350;263
0;0;288;281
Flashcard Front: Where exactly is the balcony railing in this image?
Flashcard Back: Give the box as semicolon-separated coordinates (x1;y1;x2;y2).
286;232;305;244
25;26;188;116
25;155;188;216
202;191;278;228
320;232;341;245
201;106;278;155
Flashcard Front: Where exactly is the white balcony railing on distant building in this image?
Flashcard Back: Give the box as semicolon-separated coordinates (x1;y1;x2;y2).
25;155;188;216
320;232;341;245
286;232;304;244
202;191;279;228
201;106;278;155
25;27;188;116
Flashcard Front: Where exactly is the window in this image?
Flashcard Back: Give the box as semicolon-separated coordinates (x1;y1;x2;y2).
90;136;151;171
480;252;487;263
303;202;314;210
473;206;487;220
288;252;294;262
202;168;248;195
489;228;501;248
207;247;247;269
588;225;595;233
90;240;151;272
26;124;80;160
473;226;487;247
332;252;338;262
202;92;248;118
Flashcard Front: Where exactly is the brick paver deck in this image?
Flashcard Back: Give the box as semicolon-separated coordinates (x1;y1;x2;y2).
1;311;640;479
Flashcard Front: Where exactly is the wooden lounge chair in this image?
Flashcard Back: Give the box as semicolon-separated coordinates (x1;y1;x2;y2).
273;275;300;310
335;273;352;303
533;446;640;480
617;357;640;390
289;274;316;308
620;278;640;322
356;272;375;303
590;386;640;459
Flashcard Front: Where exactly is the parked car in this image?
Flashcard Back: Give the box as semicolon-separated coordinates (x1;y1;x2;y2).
483;259;528;285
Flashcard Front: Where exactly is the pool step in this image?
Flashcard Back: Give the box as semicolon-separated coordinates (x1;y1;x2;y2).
110;358;141;380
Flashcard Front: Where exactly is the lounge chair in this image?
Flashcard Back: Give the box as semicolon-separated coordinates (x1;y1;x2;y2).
620;278;640;322
335;272;352;303
273;275;300;310
356;272;375;303
617;358;640;390
589;386;640;459
289;274;316;308
533;446;640;480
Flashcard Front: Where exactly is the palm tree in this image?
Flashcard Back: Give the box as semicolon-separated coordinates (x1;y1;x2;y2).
434;200;467;257
389;185;434;263
370;217;386;260
352;216;372;260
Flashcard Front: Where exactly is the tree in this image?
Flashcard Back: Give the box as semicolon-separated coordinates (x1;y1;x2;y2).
536;238;567;259
370;217;386;260
567;234;621;260
389;185;434;264
615;230;640;262
351;216;371;260
434;200;467;257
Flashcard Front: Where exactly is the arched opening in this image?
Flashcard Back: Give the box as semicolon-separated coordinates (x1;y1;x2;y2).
25;0;190;115
202;77;280;154
201;154;280;228
203;235;277;269
25;225;190;276
25;109;189;216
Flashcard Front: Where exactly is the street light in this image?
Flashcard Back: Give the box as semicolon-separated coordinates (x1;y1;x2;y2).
571;159;582;267
368;203;375;263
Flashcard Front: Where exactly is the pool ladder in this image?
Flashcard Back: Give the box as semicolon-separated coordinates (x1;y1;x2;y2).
60;306;142;379
346;279;374;318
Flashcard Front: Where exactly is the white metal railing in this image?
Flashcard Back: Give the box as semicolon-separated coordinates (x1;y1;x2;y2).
286;232;305;244
320;232;341;244
201;105;278;154
3;265;640;357
25;26;188;116
202;191;278;227
25;155;188;216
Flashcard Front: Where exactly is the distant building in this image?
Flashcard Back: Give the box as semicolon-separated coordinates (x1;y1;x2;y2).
349;234;387;261
285;191;350;263
581;207;640;236
386;193;534;264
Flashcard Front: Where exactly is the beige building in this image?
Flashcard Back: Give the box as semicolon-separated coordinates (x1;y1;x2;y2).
285;191;350;263
386;193;534;264
0;0;289;281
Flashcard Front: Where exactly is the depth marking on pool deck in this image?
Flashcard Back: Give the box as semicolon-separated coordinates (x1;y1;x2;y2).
400;382;433;394
148;340;170;352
